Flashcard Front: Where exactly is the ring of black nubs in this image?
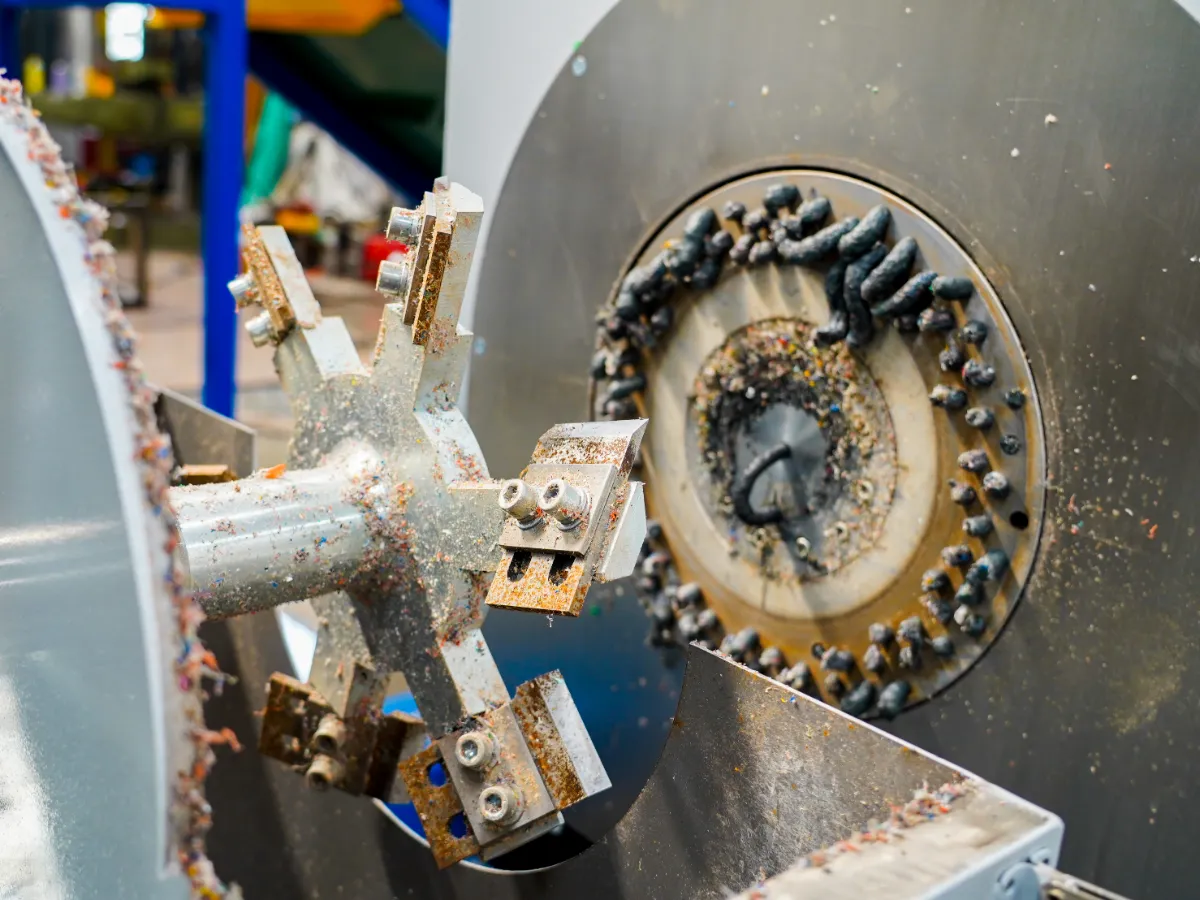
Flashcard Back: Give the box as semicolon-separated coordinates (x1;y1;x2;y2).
592;179;1030;721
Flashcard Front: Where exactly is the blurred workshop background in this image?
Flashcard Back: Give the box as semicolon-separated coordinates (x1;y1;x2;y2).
1;0;456;464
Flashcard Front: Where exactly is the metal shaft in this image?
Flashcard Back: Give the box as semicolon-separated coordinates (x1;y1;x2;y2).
172;451;385;619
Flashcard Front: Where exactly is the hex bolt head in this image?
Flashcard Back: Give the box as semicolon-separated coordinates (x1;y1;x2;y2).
312;714;346;756
305;753;345;792
227;271;257;306
539;479;590;530
376;257;414;296
479;784;522;826
498;478;540;526
455;731;495;771
386;206;422;244
244;311;274;347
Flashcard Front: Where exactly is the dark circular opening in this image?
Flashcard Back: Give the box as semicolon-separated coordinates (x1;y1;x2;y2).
1009;510;1030;530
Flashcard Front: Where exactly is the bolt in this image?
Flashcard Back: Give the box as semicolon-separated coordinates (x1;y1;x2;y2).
877;680;911;719
962;359;997;387
498;479;541;528
312;714;346;756
696;608;719;631
898;645;921;670
999;434;1022;455
922;594;954;624
539;479;590;530
931;275;975;300
781;662;813;691
821;647;855;672
939;340;966;372
957;449;990;473
244;311;275;348
930;384;968;410
955;581;983;606
376;257;414;296
918;307;957;333
960;320;989;345
959;610;988;637
982;471;1011;498
963;514;994;537
965;407;994;429
931;635;955;658
967;549;1009;584
949;480;977;506
941;544;973;567
683;207;719;241
921;569;950;593
386;206;422;244
722;200;747;224
758;646;786;676
868;622;895;645
840;679;876;717
675;582;702;608
227;271;257;306
479;784;522;826
305;753;345;791
795;535;812;560
823;673;846;698
898;616;925;645
1005;388;1026;410
863;643;887;673
455;731;495;771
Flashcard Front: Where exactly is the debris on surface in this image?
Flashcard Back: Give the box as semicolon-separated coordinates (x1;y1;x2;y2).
0;73;238;898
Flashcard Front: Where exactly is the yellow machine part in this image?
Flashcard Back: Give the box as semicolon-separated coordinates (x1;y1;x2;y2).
148;0;401;36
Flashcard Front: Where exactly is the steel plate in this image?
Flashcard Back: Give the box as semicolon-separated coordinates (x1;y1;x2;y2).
469;1;1200;894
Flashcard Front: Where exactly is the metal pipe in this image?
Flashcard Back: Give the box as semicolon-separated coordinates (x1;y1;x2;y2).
172;460;382;618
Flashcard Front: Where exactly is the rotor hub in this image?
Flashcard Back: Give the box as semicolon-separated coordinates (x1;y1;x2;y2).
591;170;1047;717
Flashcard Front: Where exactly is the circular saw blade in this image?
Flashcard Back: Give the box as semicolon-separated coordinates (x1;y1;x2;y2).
0;77;233;898
469;1;1200;895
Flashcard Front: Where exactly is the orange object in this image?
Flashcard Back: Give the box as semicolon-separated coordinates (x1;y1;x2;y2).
146;0;399;35
275;208;321;236
263;463;287;479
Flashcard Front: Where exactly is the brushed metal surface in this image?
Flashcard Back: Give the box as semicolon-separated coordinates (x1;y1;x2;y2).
469;0;1200;894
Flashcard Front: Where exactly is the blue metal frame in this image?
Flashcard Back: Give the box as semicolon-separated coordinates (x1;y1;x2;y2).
0;0;245;417
398;0;449;50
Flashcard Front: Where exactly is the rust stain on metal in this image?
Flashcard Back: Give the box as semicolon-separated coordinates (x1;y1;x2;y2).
512;674;586;807
412;225;453;346
240;223;295;334
259;673;422;798
403;202;439;326
398;743;480;868
484;548;588;615
177;463;235;484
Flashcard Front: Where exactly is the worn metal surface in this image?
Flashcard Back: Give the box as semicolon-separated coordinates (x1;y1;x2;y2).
173;445;383;618
155;385;256;478
469;0;1200;893
0;94;189;899
487;419;647;615
615;170;1046;714
398;743;482;868
258;673;421;797
732;786;1060;900
178;181;636;863
512;670;611;807
212;622;1060;898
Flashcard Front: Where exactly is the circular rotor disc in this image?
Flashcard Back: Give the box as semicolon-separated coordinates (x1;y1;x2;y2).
607;169;1046;715
470;1;1200;894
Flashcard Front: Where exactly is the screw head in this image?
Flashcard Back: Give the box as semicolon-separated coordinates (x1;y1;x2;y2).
244;311;274;347
376;258;413;296
386;206;422;244
479;784;521;825
454;731;494;771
